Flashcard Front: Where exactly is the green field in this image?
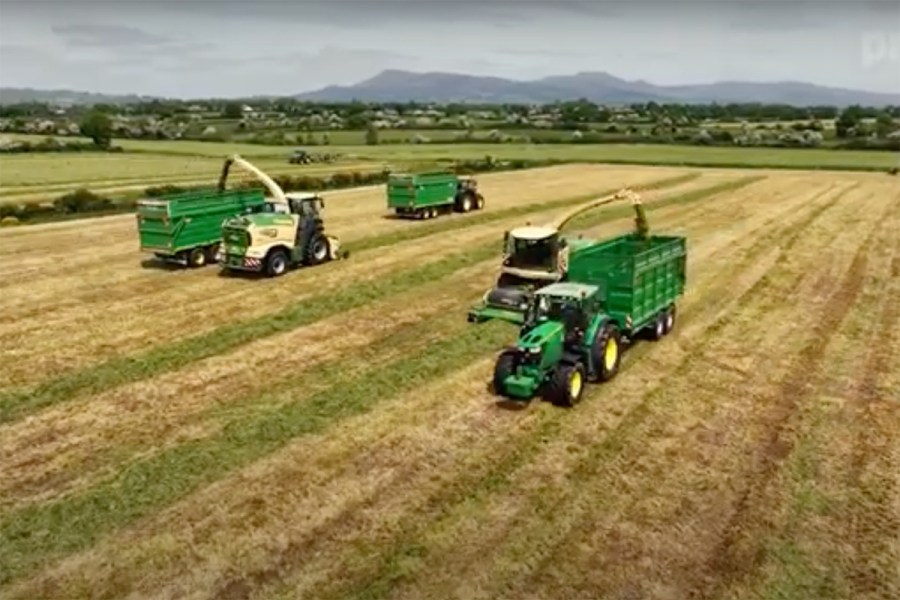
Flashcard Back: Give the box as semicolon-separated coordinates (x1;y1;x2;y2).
1;134;897;208
4;132;898;168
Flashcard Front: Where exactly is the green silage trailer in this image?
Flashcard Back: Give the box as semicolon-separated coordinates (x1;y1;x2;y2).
136;188;267;267
386;171;485;219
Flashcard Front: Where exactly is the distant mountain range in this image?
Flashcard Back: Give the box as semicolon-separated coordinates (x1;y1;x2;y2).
0;88;161;106
2;70;897;107
296;70;900;106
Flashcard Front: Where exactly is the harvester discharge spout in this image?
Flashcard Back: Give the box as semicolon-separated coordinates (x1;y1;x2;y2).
218;154;289;209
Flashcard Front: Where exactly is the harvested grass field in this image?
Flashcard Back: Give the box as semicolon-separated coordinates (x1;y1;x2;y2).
0;163;897;600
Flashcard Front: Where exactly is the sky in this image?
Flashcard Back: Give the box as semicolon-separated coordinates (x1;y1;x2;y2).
0;0;898;98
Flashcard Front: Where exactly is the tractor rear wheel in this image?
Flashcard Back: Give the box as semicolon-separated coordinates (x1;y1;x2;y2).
187;247;206;268
265;249;289;277
590;323;622;382
460;194;473;213
545;362;586;407
492;351;517;396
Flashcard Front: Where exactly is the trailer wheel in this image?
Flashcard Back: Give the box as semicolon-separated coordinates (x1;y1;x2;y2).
546;362;586;407
663;304;676;335
187;247;206;268
204;244;220;264
590;323;622;382
647;313;666;341
265;249;289;277
492;351;518;396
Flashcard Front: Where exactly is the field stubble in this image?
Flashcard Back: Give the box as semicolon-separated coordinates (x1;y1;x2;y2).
0;166;897;600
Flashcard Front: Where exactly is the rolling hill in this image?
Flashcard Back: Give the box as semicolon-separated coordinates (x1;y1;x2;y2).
295;69;900;106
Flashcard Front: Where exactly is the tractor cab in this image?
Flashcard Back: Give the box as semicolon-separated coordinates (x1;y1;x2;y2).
457;176;478;192
525;282;599;343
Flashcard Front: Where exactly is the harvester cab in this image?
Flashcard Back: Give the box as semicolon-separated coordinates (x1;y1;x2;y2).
501;225;567;279
216;154;346;277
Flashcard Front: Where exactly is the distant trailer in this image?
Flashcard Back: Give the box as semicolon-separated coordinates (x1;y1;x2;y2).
386;171;484;219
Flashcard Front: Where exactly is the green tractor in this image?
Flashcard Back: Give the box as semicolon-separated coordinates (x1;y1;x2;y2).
493;282;625;406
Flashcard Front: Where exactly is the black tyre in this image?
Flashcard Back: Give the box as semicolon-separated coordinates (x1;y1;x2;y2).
475;194;485;210
459;193;473;213
204;243;220;264
648;313;666;341
663;304;676;335
265;249;289;277
306;234;331;265
544;362;586;407
187;247;206;268
492;351;517;396
590;322;622;382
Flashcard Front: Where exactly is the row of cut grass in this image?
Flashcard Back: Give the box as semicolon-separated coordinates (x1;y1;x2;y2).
0;318;509;585
0;176;763;585
0;174;698;423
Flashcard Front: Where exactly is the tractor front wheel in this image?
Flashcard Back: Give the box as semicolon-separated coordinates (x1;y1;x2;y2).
306;234;331;265
545;362;586;407
492;351;517;396
475;194;485;210
590;323;622;382
265;249;289;277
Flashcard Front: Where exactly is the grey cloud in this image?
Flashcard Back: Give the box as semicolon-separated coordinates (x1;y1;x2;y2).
2;0;898;97
169;0;538;27
51;24;172;47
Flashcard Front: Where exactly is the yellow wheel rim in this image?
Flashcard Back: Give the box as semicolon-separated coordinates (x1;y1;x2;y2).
604;338;618;371
570;369;583;398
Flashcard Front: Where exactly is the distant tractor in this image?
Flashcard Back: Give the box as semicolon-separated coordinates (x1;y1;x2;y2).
288;149;313;165
469;189;687;406
217;155;347;277
387;171;485;219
